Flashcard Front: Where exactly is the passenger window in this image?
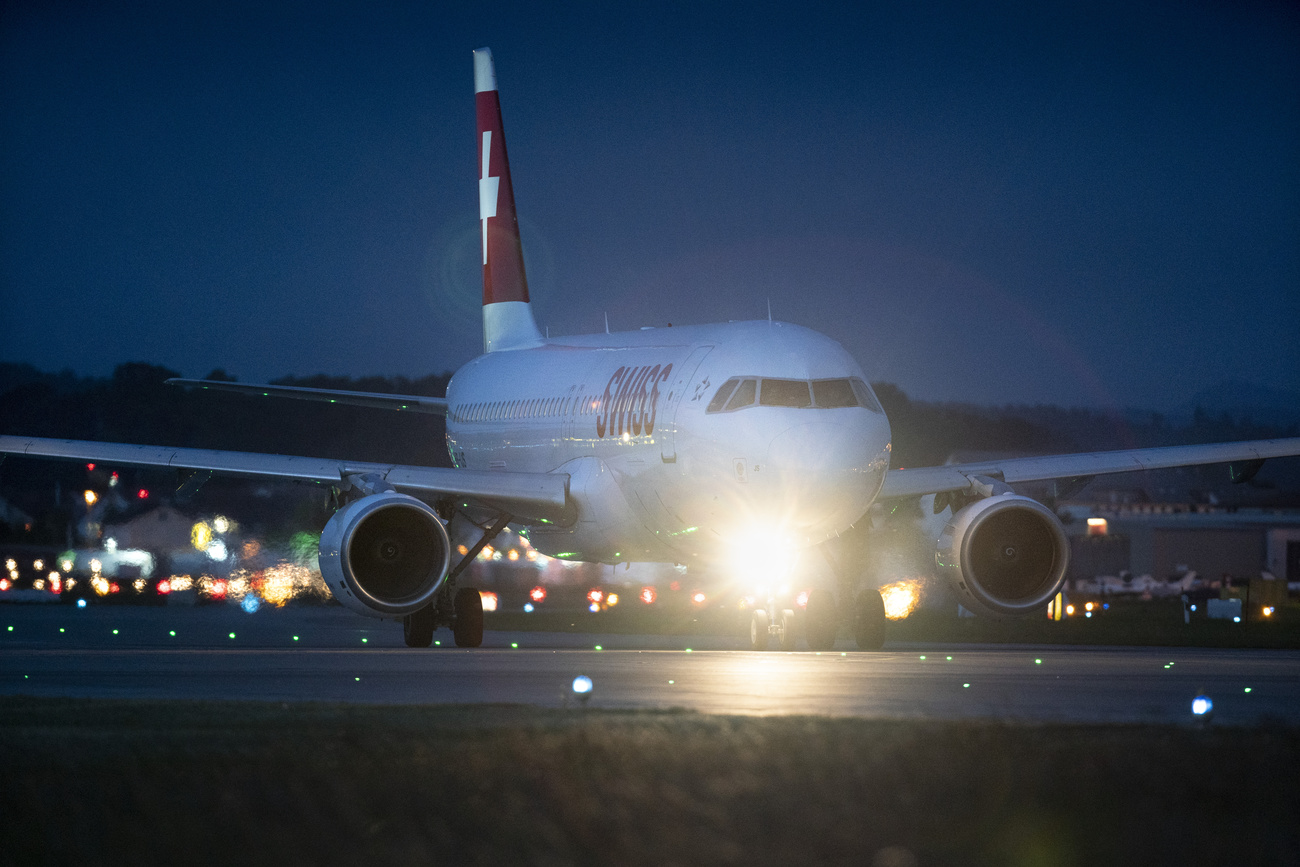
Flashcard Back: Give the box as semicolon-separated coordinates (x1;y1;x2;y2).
707;379;739;413
850;379;884;414
760;378;812;408
724;379;757;411
812;379;857;408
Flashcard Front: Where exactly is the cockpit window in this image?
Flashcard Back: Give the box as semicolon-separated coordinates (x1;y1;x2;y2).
811;378;857;408
707;379;739;413
850;378;884;413
760;379;812;408
705;375;883;414
724;379;757;411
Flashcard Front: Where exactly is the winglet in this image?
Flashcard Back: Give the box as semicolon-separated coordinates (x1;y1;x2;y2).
474;47;543;352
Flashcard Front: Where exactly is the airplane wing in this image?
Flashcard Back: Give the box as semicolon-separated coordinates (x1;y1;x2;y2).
0;435;567;524
877;437;1300;500
165;379;449;415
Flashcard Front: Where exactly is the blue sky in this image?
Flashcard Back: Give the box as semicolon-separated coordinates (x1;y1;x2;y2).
2;1;1296;410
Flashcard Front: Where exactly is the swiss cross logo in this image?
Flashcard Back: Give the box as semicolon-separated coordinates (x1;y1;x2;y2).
479;130;499;264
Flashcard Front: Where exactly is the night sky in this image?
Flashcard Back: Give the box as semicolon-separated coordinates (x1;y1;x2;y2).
2;1;1296;411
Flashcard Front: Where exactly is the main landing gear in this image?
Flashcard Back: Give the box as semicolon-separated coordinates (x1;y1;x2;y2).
402;512;509;649
747;587;888;652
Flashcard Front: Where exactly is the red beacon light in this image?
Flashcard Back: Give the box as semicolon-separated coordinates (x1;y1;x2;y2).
137;489;149;499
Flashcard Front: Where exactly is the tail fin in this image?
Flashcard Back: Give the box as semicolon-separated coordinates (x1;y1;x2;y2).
475;48;543;353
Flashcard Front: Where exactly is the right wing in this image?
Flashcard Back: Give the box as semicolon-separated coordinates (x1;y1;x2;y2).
166;379;449;415
0;435;567;524
877;436;1300;500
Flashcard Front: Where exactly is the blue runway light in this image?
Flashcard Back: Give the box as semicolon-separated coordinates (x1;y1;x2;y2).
572;675;593;695
77;599;87;608
241;595;260;614
1192;695;1213;716
523;603;534;612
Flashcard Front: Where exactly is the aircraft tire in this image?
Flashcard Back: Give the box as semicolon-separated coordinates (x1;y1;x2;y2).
403;604;435;648
749;609;769;651
453;587;484;648
805;589;837;651
855;588;887;651
779;609;797;651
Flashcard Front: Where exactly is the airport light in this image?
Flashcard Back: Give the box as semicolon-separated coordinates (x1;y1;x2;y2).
84;490;97;506
640;587;657;604
529;585;547;603
1191;694;1213;717
523;603;534;612
572;675;593;704
77;599;86;608
479;591;499;612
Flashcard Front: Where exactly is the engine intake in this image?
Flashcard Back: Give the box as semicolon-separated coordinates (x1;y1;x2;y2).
936;494;1068;617
319;492;451;618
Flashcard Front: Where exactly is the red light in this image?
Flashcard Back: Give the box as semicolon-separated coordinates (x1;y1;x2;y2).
50;575;62;595
639;586;657;604
157;580;171;595
796;590;810;608
210;580;227;598
0;579;10;591
137;489;149;499
109;582;121;594
587;588;604;604
669;581;681;592
529;585;547;603
110;472;119;482
86;463;95;471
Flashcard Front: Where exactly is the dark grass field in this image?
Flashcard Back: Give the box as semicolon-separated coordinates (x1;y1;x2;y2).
3;698;1297;866
487;597;1300;650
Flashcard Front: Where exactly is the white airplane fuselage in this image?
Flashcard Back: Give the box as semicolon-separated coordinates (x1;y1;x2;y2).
445;319;892;567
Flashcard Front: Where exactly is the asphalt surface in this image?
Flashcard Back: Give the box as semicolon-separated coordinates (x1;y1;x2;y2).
3;603;1299;725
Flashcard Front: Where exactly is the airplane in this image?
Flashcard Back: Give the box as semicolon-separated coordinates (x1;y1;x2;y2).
3;48;1299;652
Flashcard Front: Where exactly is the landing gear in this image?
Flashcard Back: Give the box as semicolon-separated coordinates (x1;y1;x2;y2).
854;588;887;651
805;589;838;651
749;609;769;651
453;586;484;648
403;604;435;648
779;609;797;651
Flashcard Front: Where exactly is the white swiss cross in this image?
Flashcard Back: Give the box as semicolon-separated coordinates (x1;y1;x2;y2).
479;130;499;265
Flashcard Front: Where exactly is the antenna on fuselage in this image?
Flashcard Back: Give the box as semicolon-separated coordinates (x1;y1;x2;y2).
767;298;772;325
604;312;610;334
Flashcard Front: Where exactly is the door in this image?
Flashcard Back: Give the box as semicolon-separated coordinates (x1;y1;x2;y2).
659;345;713;463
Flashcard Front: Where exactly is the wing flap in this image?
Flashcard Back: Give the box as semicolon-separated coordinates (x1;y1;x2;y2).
0;435;566;522
878;437;1300;500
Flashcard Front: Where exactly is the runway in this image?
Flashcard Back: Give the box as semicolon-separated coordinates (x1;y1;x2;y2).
4;604;1299;725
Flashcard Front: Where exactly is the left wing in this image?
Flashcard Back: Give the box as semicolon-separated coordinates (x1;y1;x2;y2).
166;378;449;415
0;435;568;524
878;437;1300;500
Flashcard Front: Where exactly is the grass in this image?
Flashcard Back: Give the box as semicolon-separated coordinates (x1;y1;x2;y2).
488;597;1300;649
2;697;1297;866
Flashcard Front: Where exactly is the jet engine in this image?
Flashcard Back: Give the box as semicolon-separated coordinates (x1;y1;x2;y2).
319;492;451;618
935;494;1069;618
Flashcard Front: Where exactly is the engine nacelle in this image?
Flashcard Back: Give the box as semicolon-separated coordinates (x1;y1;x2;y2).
319;492;451;618
936;494;1069;618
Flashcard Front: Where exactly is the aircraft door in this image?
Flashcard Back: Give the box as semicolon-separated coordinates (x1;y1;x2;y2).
659;345;713;463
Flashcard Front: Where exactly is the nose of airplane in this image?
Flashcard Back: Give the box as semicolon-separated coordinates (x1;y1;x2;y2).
762;414;890;540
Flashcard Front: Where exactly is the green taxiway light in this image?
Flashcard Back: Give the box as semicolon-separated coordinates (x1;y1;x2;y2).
228;632;236;639
112;629;119;635
355;677;360;682
946;656;953;661
434;640;441;646
685;648;693;653
7;625;12;631
59;628;65;633
293;635;299;641
1245;687;1253;693
362;638;368;644
594;645;603;651
963;683;971;688
1035;658;1042;664
169;631;176;637
511;642;519;648
919;655;926;660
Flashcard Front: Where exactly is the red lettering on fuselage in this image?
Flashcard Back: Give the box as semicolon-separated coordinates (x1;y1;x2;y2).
595;363;673;439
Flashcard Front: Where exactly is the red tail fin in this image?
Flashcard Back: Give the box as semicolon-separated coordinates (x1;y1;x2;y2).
474;48;542;351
